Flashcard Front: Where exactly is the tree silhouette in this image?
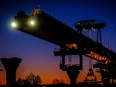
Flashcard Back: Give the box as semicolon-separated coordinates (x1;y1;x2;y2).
33;75;41;85
16;72;41;86
25;72;41;85
52;78;64;84
17;78;23;85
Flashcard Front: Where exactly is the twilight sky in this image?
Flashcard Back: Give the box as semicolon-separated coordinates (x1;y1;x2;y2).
0;0;116;84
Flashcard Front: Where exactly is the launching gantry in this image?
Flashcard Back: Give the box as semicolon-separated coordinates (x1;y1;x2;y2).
9;9;116;86
9;9;116;62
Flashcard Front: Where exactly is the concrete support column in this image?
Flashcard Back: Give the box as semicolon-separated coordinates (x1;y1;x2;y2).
1;57;22;87
67;70;80;87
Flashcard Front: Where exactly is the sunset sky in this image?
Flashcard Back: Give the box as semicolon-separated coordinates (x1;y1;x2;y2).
0;0;116;84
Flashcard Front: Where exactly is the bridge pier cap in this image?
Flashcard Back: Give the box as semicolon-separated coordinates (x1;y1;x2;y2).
0;57;22;87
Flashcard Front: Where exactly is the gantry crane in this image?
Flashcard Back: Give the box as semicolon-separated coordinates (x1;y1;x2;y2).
9;9;116;86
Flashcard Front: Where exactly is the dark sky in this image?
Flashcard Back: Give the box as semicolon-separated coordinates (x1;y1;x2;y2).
0;0;116;84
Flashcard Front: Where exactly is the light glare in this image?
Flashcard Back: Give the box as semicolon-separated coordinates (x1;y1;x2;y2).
30;20;35;25
10;20;18;29
11;22;17;27
28;18;38;28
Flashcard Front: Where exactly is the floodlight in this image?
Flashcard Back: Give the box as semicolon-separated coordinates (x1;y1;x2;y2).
28;18;37;27
9;20;19;29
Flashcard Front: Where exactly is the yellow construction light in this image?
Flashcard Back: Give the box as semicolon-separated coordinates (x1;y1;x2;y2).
28;18;38;27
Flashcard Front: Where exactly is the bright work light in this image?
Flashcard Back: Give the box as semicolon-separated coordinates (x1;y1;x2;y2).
11;22;17;27
9;20;19;29
28;18;37;27
30;20;35;25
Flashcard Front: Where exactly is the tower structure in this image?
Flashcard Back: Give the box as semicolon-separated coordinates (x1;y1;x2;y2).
74;19;107;86
1;57;22;87
54;48;84;87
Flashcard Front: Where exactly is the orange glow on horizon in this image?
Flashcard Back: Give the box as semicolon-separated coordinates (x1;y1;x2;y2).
0;53;102;85
0;65;102;85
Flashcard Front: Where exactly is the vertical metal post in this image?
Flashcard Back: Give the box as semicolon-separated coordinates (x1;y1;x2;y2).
61;55;65;66
79;54;83;70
